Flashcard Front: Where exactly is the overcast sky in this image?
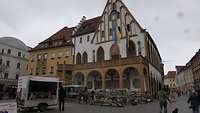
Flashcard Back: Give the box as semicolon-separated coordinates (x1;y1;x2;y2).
0;0;199;74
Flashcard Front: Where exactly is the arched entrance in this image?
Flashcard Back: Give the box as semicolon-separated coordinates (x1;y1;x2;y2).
123;67;140;91
73;72;85;85
105;69;120;89
87;71;102;90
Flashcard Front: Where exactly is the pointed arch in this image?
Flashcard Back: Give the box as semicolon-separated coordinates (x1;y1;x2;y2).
76;53;81;64
97;46;105;62
82;52;88;64
127;40;136;57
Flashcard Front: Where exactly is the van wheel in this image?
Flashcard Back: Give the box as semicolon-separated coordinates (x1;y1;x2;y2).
38;104;47;112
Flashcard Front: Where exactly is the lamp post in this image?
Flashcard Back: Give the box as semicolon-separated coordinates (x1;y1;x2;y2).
110;74;114;91
94;75;97;90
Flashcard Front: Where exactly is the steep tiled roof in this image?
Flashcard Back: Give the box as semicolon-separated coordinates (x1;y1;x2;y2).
30;27;74;51
165;71;176;78
41;27;74;43
73;16;102;36
175;66;185;74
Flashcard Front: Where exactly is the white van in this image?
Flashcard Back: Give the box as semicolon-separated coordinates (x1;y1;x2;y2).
17;76;60;112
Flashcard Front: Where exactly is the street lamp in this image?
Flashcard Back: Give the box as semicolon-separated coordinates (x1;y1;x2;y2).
94;75;97;90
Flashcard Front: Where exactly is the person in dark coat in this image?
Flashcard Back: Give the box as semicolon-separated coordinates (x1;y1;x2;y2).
78;89;84;104
187;90;200;113
84;88;88;104
158;87;170;113
90;90;95;105
59;85;65;111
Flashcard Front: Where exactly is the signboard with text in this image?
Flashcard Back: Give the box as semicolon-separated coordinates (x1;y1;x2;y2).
0;102;17;113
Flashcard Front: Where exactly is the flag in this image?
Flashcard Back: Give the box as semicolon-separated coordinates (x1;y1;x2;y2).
117;26;121;46
112;20;118;46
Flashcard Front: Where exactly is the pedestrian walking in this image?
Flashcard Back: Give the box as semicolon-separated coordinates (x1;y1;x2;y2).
158;87;170;113
59;85;65;112
84;88;88;104
90;90;95;105
187;90;199;113
78;89;84;104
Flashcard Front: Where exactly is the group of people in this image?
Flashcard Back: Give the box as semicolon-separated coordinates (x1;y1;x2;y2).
158;87;200;113
187;89;200;113
58;84;200;113
58;86;96;112
78;88;95;105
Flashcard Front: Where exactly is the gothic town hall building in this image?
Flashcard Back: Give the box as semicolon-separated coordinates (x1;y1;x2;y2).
58;0;164;94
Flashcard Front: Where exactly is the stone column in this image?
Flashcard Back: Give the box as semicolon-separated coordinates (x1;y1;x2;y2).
119;68;123;89
84;74;87;87
102;74;106;90
92;80;95;90
72;73;75;85
146;76;150;92
97;70;105;90
139;66;145;93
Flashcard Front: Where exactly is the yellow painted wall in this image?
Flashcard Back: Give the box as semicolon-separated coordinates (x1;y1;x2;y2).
164;78;176;89
27;46;73;78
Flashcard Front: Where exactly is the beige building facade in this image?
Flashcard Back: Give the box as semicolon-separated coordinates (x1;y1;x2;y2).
164;71;176;89
28;27;74;84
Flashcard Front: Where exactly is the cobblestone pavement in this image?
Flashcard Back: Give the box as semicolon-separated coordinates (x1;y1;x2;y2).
27;95;192;113
0;96;192;113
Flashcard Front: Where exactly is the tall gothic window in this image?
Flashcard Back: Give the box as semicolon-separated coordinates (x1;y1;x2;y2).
97;47;105;62
76;53;81;64
127;41;136;57
92;50;95;62
127;24;130;31
82;52;88;64
138;41;142;55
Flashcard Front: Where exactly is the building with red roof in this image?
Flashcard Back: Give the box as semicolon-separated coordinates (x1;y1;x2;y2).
164;71;177;89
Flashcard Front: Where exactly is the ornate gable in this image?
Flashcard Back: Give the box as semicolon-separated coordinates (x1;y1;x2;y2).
94;0;144;44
